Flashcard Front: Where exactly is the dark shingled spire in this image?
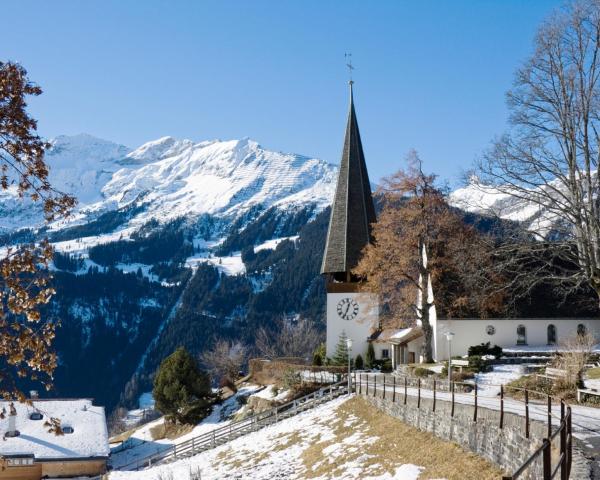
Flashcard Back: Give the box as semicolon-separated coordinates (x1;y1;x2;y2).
321;82;377;277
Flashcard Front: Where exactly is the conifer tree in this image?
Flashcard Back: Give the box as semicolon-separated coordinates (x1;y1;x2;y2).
331;332;349;366
365;343;376;369
354;354;364;370
153;347;213;424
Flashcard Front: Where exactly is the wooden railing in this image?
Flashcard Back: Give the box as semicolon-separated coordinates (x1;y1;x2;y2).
354;372;573;480
113;378;349;471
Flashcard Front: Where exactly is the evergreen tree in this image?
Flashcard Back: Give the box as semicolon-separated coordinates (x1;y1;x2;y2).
331;332;349;366
354;354;364;370
365;342;375;369
153;347;213;424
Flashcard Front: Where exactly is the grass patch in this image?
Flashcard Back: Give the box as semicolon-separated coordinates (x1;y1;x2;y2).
587;367;600;379
299;396;503;480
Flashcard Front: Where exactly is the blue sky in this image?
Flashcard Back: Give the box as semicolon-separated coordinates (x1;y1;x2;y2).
4;0;562;185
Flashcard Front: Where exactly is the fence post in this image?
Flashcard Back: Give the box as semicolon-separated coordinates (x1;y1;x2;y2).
366;374;369;396
567;407;572;475
547;395;552;439
174;444;178;459
393;376;396;403
560;401;567;480
542;438;551;480
500;385;504;429
353;371;356;392
473;383;478;423
451;381;455;417
404;376;407;405
192;437;195;454
433;379;436;412
383;375;386;400
359;373;362;395
373;374;376;398
525;390;530;439
418;378;421;409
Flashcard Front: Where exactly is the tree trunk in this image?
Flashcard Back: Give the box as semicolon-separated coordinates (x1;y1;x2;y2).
420;307;434;364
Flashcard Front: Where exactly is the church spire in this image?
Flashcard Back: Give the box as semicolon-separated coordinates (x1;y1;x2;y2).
321;82;377;279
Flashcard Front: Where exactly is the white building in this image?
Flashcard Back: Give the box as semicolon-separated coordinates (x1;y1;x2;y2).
0;397;109;480
321;82;600;365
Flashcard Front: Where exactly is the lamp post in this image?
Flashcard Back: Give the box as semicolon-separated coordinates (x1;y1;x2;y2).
445;332;455;385
346;337;353;394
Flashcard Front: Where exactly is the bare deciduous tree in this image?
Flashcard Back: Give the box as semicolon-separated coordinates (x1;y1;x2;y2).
355;152;506;362
200;338;248;385
0;62;75;401
255;318;322;360
556;330;597;388
475;0;600;306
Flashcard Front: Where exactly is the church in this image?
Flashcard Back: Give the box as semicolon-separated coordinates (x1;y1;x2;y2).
321;81;600;367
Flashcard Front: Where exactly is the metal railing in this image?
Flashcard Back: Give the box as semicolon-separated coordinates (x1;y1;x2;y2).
113;378;349;471
354;372;573;480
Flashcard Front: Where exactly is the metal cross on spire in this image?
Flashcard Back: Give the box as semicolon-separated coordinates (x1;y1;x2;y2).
345;53;355;84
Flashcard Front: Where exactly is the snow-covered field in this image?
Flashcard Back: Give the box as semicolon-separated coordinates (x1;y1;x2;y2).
110;396;429;480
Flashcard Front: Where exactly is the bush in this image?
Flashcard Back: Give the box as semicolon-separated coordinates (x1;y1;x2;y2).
413;367;435;377
466;355;491;373
354;354;364;370
153;347;213;424
312;351;323;366
365;343;375;369
468;342;502;358
313;343;326;366
282;368;302;390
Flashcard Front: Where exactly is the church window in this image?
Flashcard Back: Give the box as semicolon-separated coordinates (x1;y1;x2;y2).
547;324;557;345
381;349;389;359
577;324;587;336
517;324;527;345
486;325;496;335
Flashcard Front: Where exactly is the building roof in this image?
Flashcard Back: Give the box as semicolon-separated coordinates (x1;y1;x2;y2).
371;327;423;345
0;399;109;460
321;82;377;275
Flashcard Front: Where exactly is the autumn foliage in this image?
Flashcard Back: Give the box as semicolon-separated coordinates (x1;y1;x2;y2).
354;152;505;362
0;62;75;401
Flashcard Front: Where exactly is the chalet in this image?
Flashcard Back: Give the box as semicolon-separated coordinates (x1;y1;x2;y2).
0;396;109;480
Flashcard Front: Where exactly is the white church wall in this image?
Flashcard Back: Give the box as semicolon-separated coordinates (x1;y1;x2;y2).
434;318;600;360
326;292;379;359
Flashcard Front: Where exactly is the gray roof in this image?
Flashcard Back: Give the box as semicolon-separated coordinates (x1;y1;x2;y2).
321;82;377;275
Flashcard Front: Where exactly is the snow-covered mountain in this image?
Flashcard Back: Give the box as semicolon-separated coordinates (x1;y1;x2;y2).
2;134;337;233
450;176;559;237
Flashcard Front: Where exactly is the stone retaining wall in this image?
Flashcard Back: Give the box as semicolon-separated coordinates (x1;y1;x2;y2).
359;389;560;479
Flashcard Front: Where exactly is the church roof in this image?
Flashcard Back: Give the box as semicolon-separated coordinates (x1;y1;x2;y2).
321;83;377;275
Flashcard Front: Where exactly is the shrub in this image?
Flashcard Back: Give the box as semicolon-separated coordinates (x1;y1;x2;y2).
413;367;434;377
365;343;375;369
153;347;213;424
468;342;502;358
312;351;323;366
282;368;302;390
466;355;491;373
354;354;364;370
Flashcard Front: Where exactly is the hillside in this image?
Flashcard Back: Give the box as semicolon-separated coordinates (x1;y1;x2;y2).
1;134;336;411
109;395;502;480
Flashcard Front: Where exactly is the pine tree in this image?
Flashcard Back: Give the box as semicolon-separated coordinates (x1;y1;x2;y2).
153;347;213;424
365;342;375;369
354;354;364;370
331;332;349;366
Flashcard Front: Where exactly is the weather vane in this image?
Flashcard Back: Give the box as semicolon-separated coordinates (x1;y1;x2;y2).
345;53;354;83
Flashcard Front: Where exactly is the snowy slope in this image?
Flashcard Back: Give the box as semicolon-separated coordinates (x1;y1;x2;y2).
0;134;336;233
109;396;427;480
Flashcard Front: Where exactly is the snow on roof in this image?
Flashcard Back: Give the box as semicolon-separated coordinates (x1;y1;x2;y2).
371;327;423;344
0;399;109;460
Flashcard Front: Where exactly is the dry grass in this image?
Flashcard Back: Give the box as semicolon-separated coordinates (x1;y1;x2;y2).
212;396;503;479
587;367;600;379
299;396;503;480
149;421;195;441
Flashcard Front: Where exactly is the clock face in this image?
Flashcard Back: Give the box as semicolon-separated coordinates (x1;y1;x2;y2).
337;298;359;321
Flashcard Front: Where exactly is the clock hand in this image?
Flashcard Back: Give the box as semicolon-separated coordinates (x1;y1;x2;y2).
344;303;351;317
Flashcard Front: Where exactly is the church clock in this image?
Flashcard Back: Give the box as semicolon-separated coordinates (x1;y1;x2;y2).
337;297;359;321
